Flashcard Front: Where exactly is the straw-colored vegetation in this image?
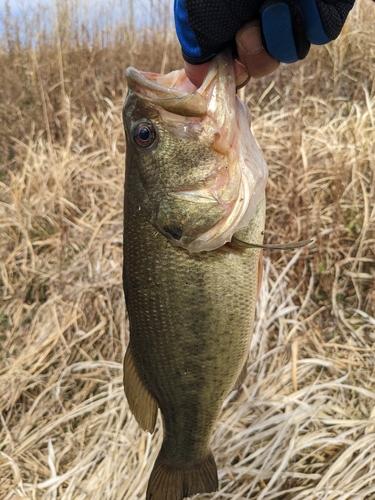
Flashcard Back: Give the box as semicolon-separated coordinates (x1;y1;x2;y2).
1;0;375;498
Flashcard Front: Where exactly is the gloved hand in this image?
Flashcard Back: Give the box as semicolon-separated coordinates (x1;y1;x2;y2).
174;0;355;86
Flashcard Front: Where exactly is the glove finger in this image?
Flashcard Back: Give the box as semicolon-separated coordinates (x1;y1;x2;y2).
317;0;356;40
293;0;329;44
260;0;310;63
295;0;355;44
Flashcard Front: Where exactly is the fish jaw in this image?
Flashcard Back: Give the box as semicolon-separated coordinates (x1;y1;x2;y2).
124;51;267;252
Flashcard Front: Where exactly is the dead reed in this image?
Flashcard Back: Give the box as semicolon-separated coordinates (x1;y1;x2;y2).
1;0;375;498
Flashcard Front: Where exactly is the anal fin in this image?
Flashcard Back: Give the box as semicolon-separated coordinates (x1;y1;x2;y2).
146;447;218;500
123;346;158;432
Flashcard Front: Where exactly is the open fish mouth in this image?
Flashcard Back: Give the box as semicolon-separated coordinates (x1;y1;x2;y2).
125;51;268;252
126;63;207;116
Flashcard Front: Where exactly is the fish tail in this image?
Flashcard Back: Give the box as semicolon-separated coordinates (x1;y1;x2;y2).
146;448;218;500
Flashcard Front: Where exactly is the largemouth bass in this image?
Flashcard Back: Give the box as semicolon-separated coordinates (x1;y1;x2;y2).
123;52;268;500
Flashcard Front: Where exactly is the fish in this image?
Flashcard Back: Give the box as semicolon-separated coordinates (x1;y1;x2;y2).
122;51;268;500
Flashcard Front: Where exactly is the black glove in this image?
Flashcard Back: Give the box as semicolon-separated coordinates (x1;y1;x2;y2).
174;0;355;64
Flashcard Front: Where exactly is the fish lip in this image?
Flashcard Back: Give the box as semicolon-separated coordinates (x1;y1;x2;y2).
126;67;187;99
125;49;235;121
126;67;208;118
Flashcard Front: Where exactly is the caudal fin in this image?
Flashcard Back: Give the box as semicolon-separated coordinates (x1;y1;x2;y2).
146;448;218;500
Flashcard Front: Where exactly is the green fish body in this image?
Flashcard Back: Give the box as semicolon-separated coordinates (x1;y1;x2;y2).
123;52;268;500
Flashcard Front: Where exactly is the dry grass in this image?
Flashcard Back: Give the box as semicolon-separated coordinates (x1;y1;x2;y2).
1;0;375;498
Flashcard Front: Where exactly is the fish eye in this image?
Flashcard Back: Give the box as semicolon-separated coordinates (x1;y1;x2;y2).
132;121;156;148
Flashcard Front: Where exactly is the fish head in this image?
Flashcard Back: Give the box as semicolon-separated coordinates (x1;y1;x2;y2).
123;51;268;252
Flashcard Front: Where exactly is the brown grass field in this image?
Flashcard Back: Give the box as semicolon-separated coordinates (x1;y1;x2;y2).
1;0;375;498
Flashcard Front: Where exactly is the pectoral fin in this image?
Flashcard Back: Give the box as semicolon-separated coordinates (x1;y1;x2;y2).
231;236;313;250
123;346;158;432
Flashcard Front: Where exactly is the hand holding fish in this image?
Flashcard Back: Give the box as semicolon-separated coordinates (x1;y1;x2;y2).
175;0;356;88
